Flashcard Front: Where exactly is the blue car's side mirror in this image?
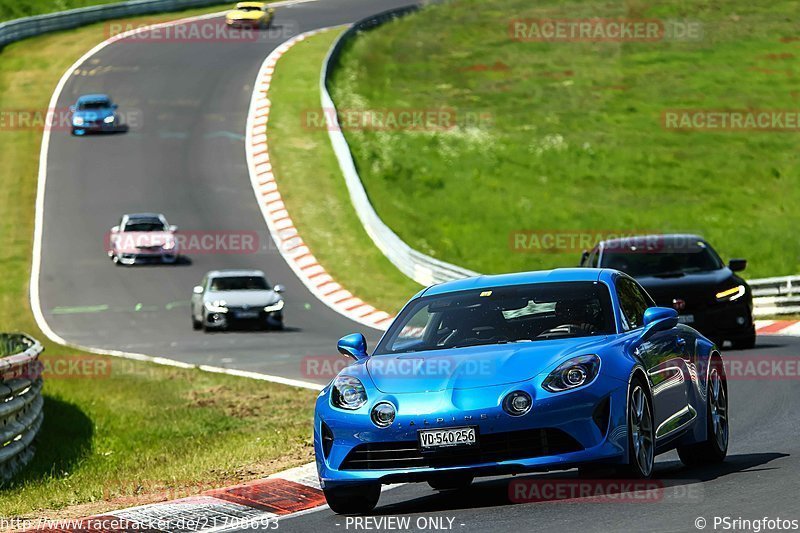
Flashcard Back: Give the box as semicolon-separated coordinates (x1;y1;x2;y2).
337;333;368;361
638;307;679;344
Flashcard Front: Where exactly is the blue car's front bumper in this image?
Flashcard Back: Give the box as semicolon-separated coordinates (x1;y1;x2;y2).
315;377;630;489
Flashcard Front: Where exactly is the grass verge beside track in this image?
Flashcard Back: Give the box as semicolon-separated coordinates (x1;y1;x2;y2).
0;0;119;22
267;28;420;314
329;0;800;279
0;6;316;517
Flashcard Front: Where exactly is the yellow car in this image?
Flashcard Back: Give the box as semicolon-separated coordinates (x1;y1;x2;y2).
225;2;274;29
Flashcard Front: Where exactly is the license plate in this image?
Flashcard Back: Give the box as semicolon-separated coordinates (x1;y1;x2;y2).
419;426;476;449
236;311;259;319
677;314;695;324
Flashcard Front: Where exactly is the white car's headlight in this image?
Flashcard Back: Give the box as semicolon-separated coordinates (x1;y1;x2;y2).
162;240;176;250
331;376;367;410
716;285;745;302
264;300;284;312
103;115;115;124
205;300;228;313
542;355;601;392
73;117;84;126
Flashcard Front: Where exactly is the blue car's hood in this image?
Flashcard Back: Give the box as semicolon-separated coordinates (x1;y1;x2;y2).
367;337;609;393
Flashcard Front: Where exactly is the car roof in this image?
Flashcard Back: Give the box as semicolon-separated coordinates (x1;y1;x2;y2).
421;268;608;298
122;213;164;220
235;2;265;7
76;94;111;103
206;269;266;278
598;233;706;248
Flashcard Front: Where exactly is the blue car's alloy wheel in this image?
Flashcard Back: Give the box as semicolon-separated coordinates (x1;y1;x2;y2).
710;369;729;451
678;362;729;465
629;383;655;477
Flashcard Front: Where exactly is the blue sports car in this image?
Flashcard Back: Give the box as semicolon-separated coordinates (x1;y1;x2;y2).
70;94;120;135
314;268;729;514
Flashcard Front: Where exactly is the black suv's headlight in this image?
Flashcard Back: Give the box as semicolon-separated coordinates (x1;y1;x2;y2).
331;375;367;410
542;355;601;392
715;284;745;302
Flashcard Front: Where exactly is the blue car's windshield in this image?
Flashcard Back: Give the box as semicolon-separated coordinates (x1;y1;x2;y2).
375;281;615;355
78;101;110;110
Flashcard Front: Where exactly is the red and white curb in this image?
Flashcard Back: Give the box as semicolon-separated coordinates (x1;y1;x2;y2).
245;29;394;331
30;463;326;531
755;320;800;336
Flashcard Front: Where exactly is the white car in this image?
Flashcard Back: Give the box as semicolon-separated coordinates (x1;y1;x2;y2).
108;213;178;265
191;269;285;331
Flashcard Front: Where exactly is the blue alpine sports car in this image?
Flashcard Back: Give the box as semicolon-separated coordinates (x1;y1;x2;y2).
314;268;729;514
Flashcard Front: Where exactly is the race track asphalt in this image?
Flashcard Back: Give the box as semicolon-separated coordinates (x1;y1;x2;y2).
38;0;415;385
277;336;800;532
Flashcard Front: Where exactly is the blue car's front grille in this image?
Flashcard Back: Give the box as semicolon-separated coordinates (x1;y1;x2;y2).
340;428;583;471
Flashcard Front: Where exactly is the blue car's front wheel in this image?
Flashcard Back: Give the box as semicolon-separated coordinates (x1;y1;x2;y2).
627;381;656;477
324;483;380;515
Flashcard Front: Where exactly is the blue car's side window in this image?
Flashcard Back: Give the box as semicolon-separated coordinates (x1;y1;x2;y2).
617;278;649;331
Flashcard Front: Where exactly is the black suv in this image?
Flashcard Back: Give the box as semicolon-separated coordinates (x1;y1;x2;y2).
580;234;755;349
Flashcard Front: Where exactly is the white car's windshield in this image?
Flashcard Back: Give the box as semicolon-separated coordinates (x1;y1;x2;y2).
210;276;270;291
124;220;166;232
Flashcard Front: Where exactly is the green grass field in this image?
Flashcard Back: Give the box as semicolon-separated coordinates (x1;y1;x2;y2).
1;0;134;22
329;0;800;280
268;28;420;314
0;6;316;517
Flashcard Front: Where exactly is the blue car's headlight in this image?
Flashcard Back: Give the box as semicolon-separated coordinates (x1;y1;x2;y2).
331;375;367;410
542;355;601;392
73;116;84;126
103;115;115;124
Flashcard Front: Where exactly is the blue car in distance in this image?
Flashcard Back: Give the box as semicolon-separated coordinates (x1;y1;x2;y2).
314;268;729;514
70;94;120;135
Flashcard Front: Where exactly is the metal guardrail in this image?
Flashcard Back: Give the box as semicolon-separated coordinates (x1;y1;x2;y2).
0;0;224;49
321;4;478;287
0;334;44;483
750;275;800;316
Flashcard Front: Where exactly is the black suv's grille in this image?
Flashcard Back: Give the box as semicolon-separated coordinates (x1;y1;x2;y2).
340;428;583;471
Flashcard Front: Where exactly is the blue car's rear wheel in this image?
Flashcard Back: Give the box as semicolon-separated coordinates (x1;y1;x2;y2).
323;483;380;514
678;363;728;466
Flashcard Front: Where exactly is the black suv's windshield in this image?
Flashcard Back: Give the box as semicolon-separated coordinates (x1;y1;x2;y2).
601;239;723;277
210;276;269;291
374;281;615;355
